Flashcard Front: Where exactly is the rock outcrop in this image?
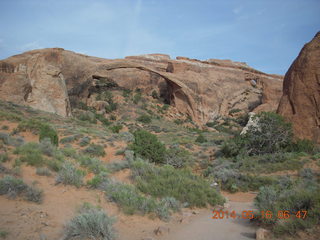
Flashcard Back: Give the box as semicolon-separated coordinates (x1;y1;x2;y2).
0;48;283;123
277;32;320;143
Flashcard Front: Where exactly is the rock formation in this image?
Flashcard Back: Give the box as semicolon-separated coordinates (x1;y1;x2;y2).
0;48;283;123
277;32;320;143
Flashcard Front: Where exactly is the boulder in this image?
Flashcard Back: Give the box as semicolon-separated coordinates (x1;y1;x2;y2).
277;32;320;143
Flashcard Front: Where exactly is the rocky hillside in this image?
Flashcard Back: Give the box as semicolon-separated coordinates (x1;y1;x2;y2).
278;31;320;144
0;49;283;125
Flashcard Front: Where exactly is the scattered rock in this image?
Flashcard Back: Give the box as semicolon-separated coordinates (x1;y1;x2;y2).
154;226;170;236
256;228;271;240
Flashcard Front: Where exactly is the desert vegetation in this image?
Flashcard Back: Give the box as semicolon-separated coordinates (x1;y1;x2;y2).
0;92;319;240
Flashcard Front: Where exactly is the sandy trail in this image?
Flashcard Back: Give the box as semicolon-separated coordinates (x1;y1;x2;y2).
160;195;257;240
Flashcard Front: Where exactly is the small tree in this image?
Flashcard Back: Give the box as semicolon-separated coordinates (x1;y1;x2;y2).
39;124;59;146
130;130;166;164
244;112;293;155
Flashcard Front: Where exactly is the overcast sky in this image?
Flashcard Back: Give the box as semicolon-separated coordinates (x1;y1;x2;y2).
0;0;319;74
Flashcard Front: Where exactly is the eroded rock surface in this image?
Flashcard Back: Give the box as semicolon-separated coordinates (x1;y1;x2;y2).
0;48;283;123
277;32;320;143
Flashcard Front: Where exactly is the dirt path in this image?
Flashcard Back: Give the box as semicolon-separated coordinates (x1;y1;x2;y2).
160;193;257;240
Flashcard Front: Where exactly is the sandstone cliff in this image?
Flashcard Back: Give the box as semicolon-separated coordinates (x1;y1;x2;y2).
0;48;282;123
277;32;320;143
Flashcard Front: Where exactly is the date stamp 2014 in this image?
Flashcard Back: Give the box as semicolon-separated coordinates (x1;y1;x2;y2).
212;210;308;220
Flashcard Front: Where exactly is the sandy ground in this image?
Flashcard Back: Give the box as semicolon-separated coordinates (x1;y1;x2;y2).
160;195;258;240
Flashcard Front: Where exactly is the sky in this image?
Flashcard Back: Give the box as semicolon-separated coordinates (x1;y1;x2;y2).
0;0;319;74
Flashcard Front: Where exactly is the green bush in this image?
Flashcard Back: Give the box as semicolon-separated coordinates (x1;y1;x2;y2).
290;139;315;153
221;112;293;157
63;204;116;240
164;145;194;168
56;162;84;188
136;114;152;124
244;112;293;155
82;144;105;157
0;175;43;203
36;167;52;176
39;124;59;146
104;181;158;215
130;130;166;164
14;142;45;166
87;172;109;189
254;179;320;236
133;92;142;104
79;136;91;147
130;160;225;207
151;90;159;99
95;113;111;127
77;155;106;174
109;124;123;133
203;159;276;192
195;134;207;143
0;153;9;163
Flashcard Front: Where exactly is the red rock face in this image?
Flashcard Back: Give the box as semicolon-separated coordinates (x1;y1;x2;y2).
0;48;283;123
277;32;320;143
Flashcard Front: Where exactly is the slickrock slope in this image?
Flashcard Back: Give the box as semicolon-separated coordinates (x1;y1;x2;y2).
0;48;282;123
277;32;320;143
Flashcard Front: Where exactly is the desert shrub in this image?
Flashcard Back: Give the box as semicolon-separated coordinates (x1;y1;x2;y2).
109;124;123;133
151;90;159;99
0;125;8;130
106;161;130;173
39;138;57;156
0;153;9;163
77;155;106;174
60;134;83;144
299;168;315;180
39;124;59;146
16;119;44;133
47;159;63;172
0;230;8;238
109;115;116;121
104;181;157;215
130;160;224;207
56;162;84;187
203;160;276;192
0;175;27;197
0;175;43;203
133;92;142;104
24;185;43;203
206;121;218;128
105;102;118;113
82;144;105;157
236;113;250;127
87;172;109;189
174;119;183;125
221;112;293;157
229;108;242;115
130;130;166;164
95;113;111;127
79;136;91;146
14;142;45;166
195;134;207;143
290;139;315;153
36;167;52;176
137;114;152;124
61;146;78;158
243;112;293;155
63;204;116;240
164;145;194;168
0;133;10;145
119;132;134;142
254;179;320;236
76;111;97;124
122;89;132;98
